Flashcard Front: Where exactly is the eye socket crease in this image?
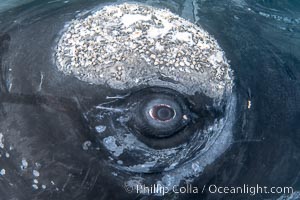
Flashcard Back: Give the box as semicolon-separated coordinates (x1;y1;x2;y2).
85;86;222;149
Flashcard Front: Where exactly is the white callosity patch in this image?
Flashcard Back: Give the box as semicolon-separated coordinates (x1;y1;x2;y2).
55;3;233;98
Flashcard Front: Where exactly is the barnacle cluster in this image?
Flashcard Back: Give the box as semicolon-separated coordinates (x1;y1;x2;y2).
56;3;233;98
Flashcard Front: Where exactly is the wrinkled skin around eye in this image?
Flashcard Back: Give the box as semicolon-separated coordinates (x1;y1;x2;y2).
54;3;236;196
0;0;299;200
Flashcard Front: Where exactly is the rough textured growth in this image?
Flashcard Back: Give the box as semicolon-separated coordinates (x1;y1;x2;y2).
55;3;233;98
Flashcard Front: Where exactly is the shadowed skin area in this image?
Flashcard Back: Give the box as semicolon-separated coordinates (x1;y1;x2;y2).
0;0;300;200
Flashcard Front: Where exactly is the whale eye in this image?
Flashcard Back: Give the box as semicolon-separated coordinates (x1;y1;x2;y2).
87;87;202;149
128;88;190;139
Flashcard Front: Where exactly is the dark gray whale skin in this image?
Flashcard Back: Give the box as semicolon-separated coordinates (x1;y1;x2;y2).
0;0;300;200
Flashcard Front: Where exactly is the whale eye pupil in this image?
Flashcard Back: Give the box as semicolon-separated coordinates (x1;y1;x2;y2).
150;104;175;122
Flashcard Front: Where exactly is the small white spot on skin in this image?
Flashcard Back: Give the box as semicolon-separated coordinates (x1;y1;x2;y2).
192;162;203;173
32;184;38;190
42;185;46;189
8;83;12;92
183;115;188;120
33;179;38;184
117;160;123;165
37;72;44;92
5;152;10;158
51;181;55;185
247;100;252;109
112;172;118;176
82;141;92;150
33;170;40;177
35;162;41;168
0;169;6;176
95;125;106;133
21;159;28;170
0;133;4;149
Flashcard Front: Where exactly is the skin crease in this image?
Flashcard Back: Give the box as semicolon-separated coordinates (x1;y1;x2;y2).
0;0;299;200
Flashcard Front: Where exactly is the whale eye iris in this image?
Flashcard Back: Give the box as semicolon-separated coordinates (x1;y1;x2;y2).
149;104;175;122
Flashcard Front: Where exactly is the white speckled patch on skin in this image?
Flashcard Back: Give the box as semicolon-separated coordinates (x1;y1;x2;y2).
55;3;233;99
